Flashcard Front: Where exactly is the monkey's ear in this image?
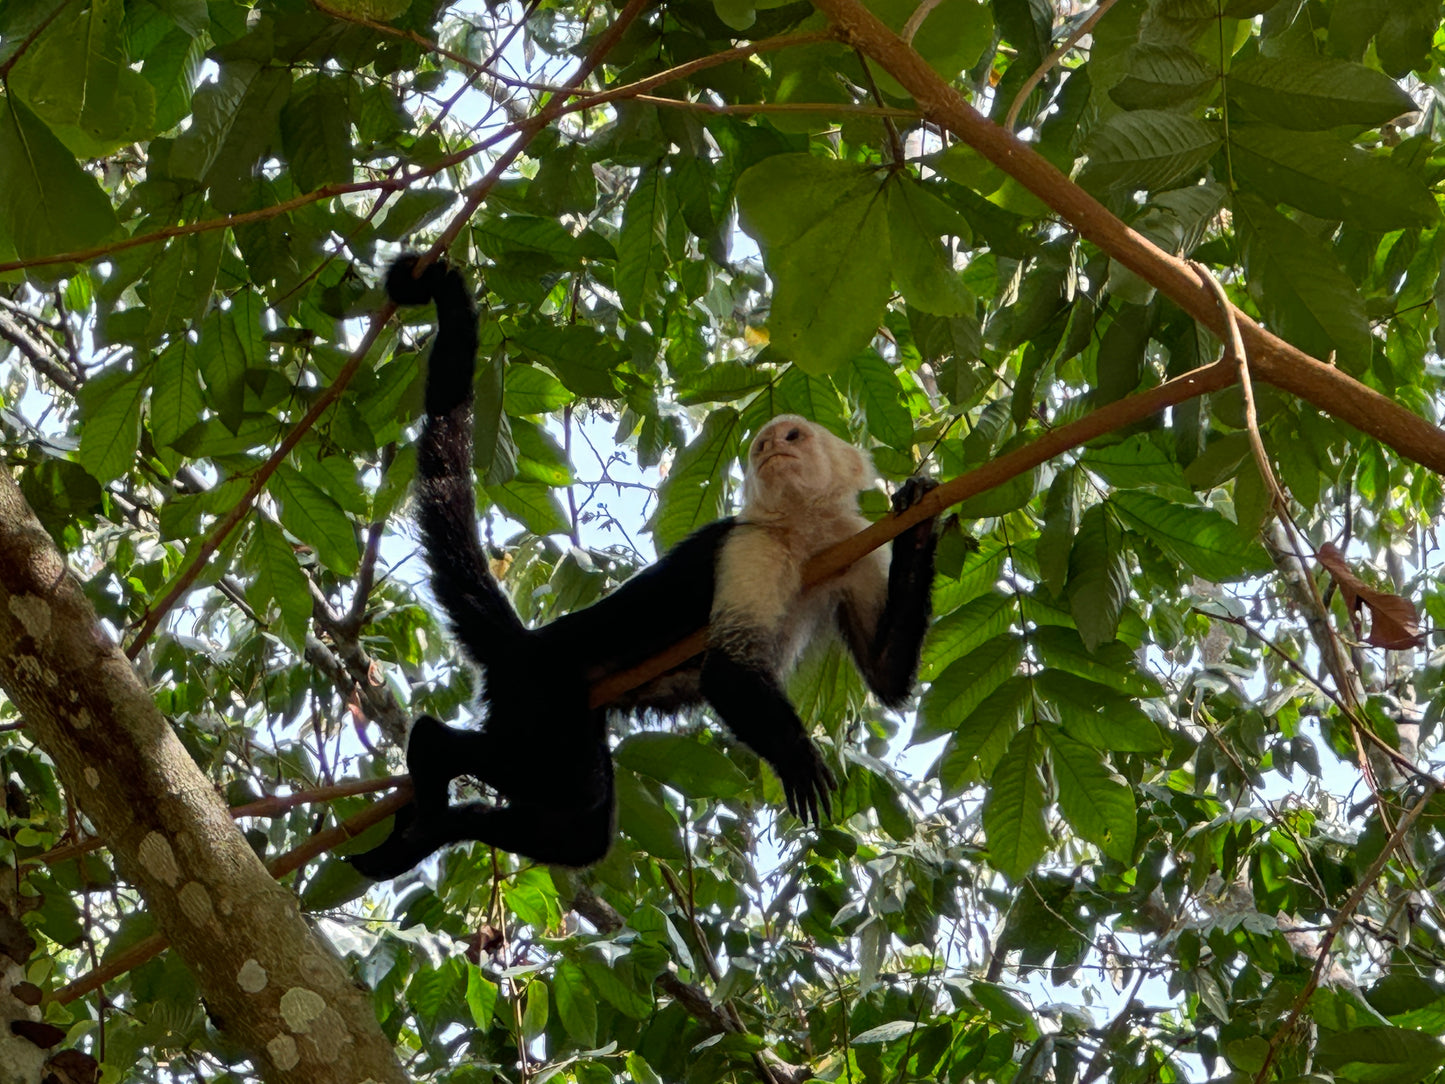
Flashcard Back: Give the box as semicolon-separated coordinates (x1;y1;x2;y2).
838;442;876;492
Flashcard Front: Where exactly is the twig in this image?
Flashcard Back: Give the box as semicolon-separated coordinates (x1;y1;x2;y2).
0;175;405;275
30;776;408;867
0;312;77;395
632;95;921;118
1192;264;1289;514
900;0;942;44
1252;783;1438;1083
0;0;71;79
1003;0;1121;133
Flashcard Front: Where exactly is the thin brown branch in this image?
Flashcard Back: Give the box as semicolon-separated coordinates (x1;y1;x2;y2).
1253;783;1438;1084
812;0;1445;478
0;176;403;276
0;312;77;395
31;776;407;868
311;0;487;73
53;785;412;1005
0;0;71;79
633;94;920;118
1003;0;1121;133
560;29;839;115
1193;265;1288;514
589;357;1236;706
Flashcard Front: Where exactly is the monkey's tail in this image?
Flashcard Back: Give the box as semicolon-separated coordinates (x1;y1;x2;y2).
386;255;479;417
388;255;525;664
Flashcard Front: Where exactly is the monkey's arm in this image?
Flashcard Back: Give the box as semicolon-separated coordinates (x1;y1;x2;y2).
387;259;528;668
840;477;939;707
700;640;835;825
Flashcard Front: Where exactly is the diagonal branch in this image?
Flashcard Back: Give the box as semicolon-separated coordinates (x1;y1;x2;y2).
589;357;1237;706
810;0;1445;479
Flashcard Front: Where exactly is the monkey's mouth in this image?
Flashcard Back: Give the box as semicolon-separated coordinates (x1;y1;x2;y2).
756;451;797;470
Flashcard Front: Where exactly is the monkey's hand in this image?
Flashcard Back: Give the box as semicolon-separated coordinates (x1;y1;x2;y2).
892;476;939;550
892;475;938;515
775;738;836;826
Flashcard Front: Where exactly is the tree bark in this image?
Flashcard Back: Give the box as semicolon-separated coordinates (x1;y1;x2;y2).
0;472;405;1084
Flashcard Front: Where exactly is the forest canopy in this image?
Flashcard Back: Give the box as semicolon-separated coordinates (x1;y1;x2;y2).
3;0;1445;1081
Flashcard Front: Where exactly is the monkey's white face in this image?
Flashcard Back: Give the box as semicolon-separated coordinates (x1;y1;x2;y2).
743;415;873;517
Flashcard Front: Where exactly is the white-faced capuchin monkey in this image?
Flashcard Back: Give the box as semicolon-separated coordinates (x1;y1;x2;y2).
348;257;938;878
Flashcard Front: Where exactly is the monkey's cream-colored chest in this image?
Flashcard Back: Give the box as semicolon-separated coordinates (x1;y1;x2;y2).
713;510;887;670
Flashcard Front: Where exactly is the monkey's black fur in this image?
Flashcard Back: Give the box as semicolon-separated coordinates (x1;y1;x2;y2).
348;258;938;878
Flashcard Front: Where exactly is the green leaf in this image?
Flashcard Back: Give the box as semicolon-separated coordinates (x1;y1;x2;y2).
921;590;1015;680
651;409;741;551
78;363;149;485
171;61;292;211
1230;125;1438;231
280;73;353;192
1108;44;1218;111
376;188;458;241
151;340;204;450
1315;1026;1445;1084
1066;504;1128;651
1042;727;1136;863
615;733;752;799
617;166;668;318
244;519;310;652
465;967;498;1030
1036;468;1077;597
553;961;596;1047
198;310;247;433
6;0;156;157
917;634;1027;742
737;155;891;373
614;770;683;860
521;979;549;1040
485;480;569;538
1227;56;1416;130
1080;111;1220;192
886;176;971;315
504;365;573;416
865;0;993;85
983;725;1049;880
1111;489;1271;582
849;353;913;448
0;97;119;260
272;464;360;575
512;324;623;399
1030;626;1163;697
475;346;515;487
1034;670;1165;752
1236;196;1372;369
938;675;1030;790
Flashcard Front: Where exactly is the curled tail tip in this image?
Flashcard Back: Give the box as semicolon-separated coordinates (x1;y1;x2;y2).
385;255;458;307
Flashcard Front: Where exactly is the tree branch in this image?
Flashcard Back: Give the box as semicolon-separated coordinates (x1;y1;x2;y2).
810;0;1445;478
52;786;413;1005
590;357;1236;706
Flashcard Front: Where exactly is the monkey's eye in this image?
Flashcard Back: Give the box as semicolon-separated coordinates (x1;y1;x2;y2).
785;428;801;441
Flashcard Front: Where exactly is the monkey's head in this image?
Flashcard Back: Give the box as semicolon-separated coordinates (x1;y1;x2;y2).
742;414;874;517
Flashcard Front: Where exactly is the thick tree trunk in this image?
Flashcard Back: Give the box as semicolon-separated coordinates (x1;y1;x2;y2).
0;472;404;1084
